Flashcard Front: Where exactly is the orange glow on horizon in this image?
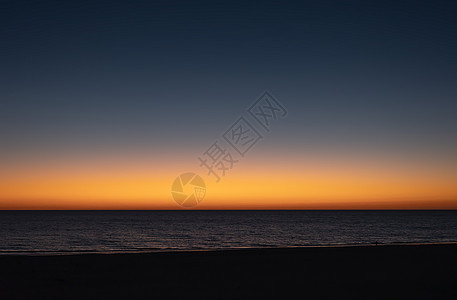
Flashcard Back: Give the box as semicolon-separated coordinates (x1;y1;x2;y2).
1;151;456;210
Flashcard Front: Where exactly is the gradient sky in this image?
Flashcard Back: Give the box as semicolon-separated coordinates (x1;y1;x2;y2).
1;0;456;209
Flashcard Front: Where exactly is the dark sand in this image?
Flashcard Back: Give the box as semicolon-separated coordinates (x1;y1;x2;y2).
1;244;456;299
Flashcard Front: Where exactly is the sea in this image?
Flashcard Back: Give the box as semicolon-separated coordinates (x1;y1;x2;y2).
0;210;456;255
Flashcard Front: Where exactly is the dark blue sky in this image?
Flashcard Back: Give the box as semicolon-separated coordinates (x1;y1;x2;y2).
1;0;456;170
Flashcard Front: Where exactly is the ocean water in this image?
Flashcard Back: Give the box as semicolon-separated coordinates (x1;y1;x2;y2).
0;210;456;255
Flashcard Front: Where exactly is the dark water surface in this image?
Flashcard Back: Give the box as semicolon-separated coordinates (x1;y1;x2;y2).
1;210;456;255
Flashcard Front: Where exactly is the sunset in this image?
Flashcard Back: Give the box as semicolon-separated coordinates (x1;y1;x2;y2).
1;0;456;299
1;144;456;209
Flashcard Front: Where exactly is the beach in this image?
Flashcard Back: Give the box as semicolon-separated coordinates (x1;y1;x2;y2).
1;243;456;299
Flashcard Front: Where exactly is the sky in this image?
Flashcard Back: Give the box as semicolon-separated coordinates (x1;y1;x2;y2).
1;0;456;209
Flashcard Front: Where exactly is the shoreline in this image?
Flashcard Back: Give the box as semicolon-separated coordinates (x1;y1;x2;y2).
1;241;457;257
1;243;456;299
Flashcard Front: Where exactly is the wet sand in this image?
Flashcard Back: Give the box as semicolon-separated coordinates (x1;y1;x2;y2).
1;244;456;299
